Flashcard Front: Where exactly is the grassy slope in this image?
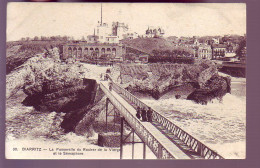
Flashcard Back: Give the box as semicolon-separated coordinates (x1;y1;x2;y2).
6;41;65;74
122;37;194;55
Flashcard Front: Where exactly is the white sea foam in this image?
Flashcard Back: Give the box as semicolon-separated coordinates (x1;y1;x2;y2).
141;89;246;159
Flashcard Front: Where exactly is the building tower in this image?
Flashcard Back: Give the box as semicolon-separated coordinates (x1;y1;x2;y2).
97;3;110;43
101;3;103;25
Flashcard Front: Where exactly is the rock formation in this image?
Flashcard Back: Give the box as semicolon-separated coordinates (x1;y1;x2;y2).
187;74;231;104
7;48;101;135
111;60;218;99
110;59;231;104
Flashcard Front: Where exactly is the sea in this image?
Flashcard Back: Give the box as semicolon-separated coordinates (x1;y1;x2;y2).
139;73;246;159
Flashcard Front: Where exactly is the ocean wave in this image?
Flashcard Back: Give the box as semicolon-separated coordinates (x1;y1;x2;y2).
141;92;246;159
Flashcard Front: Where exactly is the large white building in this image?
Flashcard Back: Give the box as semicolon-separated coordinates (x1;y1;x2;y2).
92;4;138;44
95;21;138;43
96;22;120;43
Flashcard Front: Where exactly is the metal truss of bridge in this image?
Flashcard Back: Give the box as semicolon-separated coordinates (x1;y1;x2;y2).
100;75;224;159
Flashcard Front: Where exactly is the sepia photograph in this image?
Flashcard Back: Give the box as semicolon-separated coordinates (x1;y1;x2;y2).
5;2;246;159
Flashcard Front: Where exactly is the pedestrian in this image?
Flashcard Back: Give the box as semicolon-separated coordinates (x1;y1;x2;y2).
104;74;108;81
109;81;113;91
106;68;111;73
136;107;141;120
147;107;153;122
100;73;103;80
153;85;160;100
141;107;147;122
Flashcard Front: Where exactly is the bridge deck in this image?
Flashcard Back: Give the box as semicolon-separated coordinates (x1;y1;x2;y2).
101;81;190;159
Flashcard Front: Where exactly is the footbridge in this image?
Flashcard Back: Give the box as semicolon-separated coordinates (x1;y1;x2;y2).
99;75;224;159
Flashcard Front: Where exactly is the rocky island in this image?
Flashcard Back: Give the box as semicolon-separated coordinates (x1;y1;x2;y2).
110;61;231;104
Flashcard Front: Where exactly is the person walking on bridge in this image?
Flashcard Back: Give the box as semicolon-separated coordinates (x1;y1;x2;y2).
147;107;153;122
136;107;141;120
109;81;113;91
100;73;103;81
141;107;147;122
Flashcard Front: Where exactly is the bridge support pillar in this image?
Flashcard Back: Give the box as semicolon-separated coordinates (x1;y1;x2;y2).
120;117;146;160
105;98;120;132
105;98;109;132
120;117;124;159
143;142;146;159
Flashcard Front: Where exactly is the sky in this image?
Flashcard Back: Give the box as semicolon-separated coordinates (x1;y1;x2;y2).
6;3;246;41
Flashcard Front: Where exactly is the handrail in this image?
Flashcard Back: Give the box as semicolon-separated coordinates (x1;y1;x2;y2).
100;82;176;159
106;74;224;159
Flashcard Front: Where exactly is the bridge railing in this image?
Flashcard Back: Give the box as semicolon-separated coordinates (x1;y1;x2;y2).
107;75;224;159
100;82;175;159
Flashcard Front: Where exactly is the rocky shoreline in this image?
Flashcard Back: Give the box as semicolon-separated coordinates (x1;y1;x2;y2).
6;47;231;139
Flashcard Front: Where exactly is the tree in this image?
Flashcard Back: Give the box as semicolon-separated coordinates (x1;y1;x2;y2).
33;36;39;41
152;49;159;56
236;39;246;58
41;36;47;41
50;36;56;41
125;53;136;62
62;36;69;41
164;50;171;57
99;54;111;60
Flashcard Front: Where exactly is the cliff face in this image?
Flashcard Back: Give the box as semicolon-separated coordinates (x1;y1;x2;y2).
6;48;66;99
111;60;218;99
6;48;101;134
